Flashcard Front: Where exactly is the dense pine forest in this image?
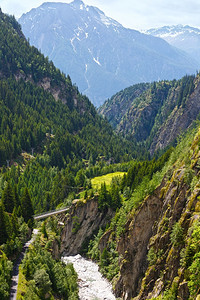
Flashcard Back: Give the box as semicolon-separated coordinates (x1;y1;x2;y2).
1;7;200;300
0;9;146;299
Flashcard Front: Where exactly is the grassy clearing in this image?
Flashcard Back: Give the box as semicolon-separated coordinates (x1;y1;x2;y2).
91;172;126;190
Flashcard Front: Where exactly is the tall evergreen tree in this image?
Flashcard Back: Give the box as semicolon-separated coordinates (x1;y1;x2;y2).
0;203;8;244
2;181;15;213
110;185;121;210
98;183;111;211
14;184;20;208
21;187;34;223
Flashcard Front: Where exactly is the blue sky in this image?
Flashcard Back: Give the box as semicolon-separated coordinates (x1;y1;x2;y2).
1;0;200;30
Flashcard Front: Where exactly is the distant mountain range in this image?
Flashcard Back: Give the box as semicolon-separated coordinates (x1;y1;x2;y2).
19;1;199;106
145;25;200;64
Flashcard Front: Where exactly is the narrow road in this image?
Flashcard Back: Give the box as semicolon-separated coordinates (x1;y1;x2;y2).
10;229;39;300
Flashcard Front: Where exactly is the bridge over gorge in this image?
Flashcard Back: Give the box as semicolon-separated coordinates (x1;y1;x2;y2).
34;206;69;220
33;183;81;220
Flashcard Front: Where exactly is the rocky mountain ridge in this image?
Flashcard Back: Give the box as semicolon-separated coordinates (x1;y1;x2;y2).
99;74;200;155
19;1;198;106
145;24;200;63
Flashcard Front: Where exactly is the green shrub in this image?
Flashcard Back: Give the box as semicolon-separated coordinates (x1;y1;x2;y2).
170;222;184;247
72;216;80;234
188;252;200;298
147;247;157;266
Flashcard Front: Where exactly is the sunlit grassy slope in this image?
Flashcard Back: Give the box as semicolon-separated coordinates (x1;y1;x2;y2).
91;172;126;190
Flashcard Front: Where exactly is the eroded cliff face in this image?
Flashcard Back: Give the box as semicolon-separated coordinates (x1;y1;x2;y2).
114;129;200;299
114;183;164;299
98;83;150;128
60;197;114;255
150;78;200;154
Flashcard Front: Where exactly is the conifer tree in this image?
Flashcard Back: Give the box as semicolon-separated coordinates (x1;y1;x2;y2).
11;208;19;236
44;192;51;211
0;202;8;244
98;182;111;211
41;222;48;239
2;181;15;213
14;184;20;208
21;187;34;223
110;185;121;210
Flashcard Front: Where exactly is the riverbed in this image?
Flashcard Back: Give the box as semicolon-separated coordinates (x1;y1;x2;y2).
62;254;116;300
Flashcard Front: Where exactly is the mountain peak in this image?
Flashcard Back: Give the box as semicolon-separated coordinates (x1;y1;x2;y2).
71;0;86;9
145;24;200;36
19;6;199;107
144;24;200;64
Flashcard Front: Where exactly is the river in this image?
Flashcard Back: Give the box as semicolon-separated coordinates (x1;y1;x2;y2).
62;254;116;300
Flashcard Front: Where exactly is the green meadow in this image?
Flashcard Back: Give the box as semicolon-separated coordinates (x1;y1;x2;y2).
91;172;126;190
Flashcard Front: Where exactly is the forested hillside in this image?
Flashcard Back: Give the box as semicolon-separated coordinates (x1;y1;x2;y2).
99;74;200;154
1;6;200;300
0;8;143;166
0;9;146;299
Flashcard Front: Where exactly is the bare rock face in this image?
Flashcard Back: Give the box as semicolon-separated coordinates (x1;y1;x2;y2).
177;281;189;300
150;79;200;154
114;148;200;300
115;184;164;299
60;197;114;255
51;238;60;260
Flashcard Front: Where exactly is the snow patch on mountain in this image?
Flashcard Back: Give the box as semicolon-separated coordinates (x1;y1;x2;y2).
19;5;199;107
93;57;101;66
145;25;200;64
145;25;200;39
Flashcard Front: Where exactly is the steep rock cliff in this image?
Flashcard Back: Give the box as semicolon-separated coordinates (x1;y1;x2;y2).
114;128;200;299
150;76;200;154
58;127;200;299
115;183;164;299
60;197;114;255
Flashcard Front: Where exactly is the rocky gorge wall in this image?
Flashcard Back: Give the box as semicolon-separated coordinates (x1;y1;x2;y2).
114;130;200;299
60;196;114;255
58;129;200;300
114;183;165;299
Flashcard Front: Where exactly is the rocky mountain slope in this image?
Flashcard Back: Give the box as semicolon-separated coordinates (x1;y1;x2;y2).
99;74;200;155
145;25;200;64
114;126;200;299
0;7;140;169
59;123;200;299
19;1;198;106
